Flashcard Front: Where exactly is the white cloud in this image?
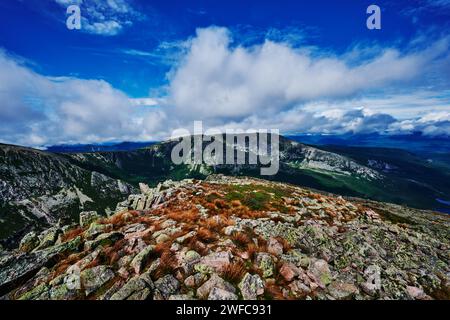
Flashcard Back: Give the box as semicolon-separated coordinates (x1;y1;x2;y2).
1;26;450;147
0;50;166;146
165;27;450;123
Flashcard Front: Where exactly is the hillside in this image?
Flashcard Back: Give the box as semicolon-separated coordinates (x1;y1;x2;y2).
67;135;450;211
0;176;448;300
2;134;449;245
0;144;136;245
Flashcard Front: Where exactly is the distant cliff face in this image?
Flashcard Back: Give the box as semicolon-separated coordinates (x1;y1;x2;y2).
1;176;448;300
0;144;137;243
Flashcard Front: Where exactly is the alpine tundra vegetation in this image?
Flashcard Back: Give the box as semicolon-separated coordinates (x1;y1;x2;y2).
0;175;448;300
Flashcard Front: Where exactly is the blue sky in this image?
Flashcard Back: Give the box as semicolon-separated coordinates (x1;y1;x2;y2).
0;0;450;146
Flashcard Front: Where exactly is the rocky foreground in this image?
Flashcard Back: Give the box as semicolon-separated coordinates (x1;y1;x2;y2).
0;175;449;300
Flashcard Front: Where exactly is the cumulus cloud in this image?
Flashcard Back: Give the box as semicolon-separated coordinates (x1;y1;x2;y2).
1;26;450;147
166;27;449;122
0;50;166;146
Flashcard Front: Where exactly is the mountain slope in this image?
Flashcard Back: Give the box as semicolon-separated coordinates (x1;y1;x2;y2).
65;135;450;211
1;176;448;300
2;134;448;245
0;144;136;244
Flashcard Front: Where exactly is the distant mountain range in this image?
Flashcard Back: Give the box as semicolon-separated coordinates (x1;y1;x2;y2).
45;141;157;153
2;134;450;246
287;133;450;159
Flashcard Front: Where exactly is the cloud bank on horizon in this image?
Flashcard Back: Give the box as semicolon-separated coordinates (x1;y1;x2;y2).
0;0;450;146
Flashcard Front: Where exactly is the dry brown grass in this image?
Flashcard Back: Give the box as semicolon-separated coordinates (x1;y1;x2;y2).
246;243;259;260
185;237;209;256
230;200;242;207
274;236;291;252
245;237;268;260
264;283;286;300
108;212;126;226
51;252;85;278
203;215;234;233
214;199;230;210
103;244;124;265
153;244;179;279
196;227;217;243
220;261;247;284
166;209;199;224
83;257;100;270
231;232;252;248
134;215;156;226
60;227;84;243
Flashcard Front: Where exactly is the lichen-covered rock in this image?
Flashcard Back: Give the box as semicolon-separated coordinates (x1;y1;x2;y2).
84;232;123;251
197;274;235;299
184;273;207;288
79;211;100;228
196;251;231;274
308;259;332;287
84;223;112;240
2;176;450;301
267;237;284;256
19;232;39;253
130;245;155;274
0;236;81;296
208;287;238;300
327;281;358;299
18;283;49;300
34;227;61;251
239;273;264;300
169;294;196;300
154;274;180;299
49;284;80;300
110;271;154;300
255;253;275;278
80;265;114;296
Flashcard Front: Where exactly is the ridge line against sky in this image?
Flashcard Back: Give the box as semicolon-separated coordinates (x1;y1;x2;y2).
0;0;449;147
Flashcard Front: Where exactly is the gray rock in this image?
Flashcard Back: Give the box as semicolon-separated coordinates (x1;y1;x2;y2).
130;245;155;274
239;273;264;300
328;281;358;299
19;232;39;253
0;236;82;296
110;271;154;300
255;253;275;278
197;274;235;299
80;265;115;296
308;259;332;286
84;232;123;251
208;287;238;300
139;183;152;195
154;274;180;299
360;265;381;296
80;211;100;228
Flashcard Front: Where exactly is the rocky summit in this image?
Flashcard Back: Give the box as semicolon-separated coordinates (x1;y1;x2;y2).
0;175;448;300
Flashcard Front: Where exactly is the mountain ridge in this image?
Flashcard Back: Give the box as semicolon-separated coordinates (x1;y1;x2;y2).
0;175;448;300
1;134;449;246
